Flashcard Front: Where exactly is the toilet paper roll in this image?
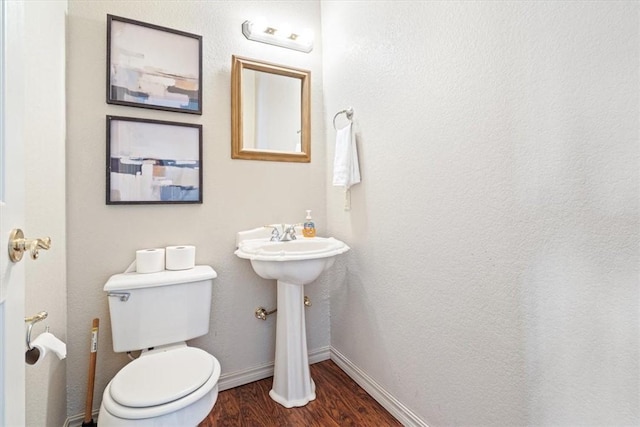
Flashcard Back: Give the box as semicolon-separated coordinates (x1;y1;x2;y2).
165;245;196;270
136;248;165;273
25;332;67;366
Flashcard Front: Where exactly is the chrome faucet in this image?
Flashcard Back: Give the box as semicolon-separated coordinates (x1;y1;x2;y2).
267;224;298;242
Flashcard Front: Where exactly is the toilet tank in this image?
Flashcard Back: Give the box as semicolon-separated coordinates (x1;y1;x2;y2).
103;265;217;353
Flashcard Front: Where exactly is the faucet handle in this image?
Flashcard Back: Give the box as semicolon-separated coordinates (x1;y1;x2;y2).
264;225;281;241
285;224;299;240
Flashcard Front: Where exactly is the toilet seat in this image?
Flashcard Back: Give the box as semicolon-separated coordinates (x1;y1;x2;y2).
111;346;214;407
102;347;221;420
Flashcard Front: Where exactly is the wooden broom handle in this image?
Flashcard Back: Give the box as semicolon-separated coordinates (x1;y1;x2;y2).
83;318;99;424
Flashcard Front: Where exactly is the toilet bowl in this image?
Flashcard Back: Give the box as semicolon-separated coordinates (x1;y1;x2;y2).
100;265;220;426
98;344;221;426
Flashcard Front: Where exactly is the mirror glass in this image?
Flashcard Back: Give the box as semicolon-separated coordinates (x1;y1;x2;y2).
232;56;310;162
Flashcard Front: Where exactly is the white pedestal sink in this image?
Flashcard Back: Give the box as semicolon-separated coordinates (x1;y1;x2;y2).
235;230;349;408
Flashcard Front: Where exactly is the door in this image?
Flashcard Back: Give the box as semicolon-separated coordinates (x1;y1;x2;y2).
0;0;26;424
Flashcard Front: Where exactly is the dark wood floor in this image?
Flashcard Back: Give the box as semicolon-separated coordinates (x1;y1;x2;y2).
200;359;402;427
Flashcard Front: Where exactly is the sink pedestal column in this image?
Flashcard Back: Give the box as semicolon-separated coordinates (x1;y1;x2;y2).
269;280;316;408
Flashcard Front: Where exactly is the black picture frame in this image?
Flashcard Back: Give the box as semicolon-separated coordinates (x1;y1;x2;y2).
107;14;203;114
106;115;203;205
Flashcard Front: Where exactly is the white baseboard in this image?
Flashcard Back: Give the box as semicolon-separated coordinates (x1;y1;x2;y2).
63;347;332;425
217;345;331;391
64;346;427;427
64;409;99;427
330;347;429;427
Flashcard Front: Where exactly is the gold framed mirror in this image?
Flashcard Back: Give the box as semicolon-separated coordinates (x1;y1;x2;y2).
231;55;311;162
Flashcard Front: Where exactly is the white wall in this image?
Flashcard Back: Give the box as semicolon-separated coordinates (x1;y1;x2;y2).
60;1;640;424
66;0;325;418
24;1;68;426
322;1;639;426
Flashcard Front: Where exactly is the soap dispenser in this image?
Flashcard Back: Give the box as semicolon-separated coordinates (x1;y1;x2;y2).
303;210;316;238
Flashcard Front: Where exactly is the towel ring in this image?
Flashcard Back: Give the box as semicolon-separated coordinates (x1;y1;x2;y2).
333;107;354;130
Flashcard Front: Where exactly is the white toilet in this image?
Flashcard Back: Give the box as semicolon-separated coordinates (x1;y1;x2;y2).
99;265;221;426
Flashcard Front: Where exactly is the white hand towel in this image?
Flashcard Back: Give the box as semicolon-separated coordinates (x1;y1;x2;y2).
333;123;360;189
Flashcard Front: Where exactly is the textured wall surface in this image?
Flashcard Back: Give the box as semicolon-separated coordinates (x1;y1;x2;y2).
66;0;325;417
56;0;640;423
23;1;68;426
322;2;639;426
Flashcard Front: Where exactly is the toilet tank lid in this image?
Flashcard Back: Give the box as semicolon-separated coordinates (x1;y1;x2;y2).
104;265;217;292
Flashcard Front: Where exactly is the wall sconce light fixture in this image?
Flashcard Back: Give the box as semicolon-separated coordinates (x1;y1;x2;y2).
242;20;314;53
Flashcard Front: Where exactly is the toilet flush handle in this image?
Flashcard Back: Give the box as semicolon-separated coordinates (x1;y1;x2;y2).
107;292;130;302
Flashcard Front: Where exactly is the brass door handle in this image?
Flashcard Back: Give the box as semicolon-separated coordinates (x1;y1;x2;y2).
8;229;52;262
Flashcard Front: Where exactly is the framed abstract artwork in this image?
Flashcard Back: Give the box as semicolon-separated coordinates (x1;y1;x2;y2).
107;14;203;114
106;116;203;204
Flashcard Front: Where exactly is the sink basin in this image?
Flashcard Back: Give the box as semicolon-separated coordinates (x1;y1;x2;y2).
235;237;349;284
234;229;350;408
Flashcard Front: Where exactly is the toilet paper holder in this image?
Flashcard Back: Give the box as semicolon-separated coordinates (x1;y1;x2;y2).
25;311;48;349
